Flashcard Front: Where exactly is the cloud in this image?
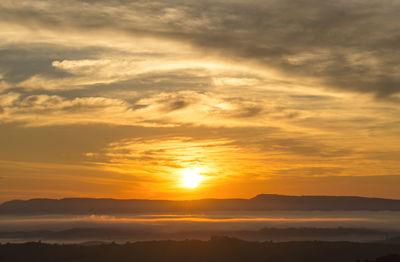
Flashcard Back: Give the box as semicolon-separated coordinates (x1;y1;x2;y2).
1;0;398;131
0;44;108;84
52;59;111;76
0;0;400;200
275;167;346;177
0;92;20;106
2;0;400;98
0;91;274;127
0;94;133;126
232;106;262;118
164;99;191;112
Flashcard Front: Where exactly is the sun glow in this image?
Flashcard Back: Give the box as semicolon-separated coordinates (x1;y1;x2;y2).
182;168;203;189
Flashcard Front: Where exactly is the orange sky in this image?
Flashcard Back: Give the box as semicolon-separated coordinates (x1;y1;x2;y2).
1;0;400;202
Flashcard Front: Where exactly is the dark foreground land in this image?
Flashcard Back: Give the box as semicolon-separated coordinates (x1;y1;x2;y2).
1;237;400;262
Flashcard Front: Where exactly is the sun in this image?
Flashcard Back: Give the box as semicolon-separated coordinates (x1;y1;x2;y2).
182;168;203;189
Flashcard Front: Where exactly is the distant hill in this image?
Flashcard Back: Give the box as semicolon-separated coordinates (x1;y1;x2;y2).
1;194;400;215
0;227;395;242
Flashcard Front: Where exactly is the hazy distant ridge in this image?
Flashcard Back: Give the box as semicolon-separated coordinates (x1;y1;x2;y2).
1;194;400;215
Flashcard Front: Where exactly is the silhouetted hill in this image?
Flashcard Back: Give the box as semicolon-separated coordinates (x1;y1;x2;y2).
367;254;400;262
1;194;400;215
1;239;400;262
383;236;400;244
1;227;395;242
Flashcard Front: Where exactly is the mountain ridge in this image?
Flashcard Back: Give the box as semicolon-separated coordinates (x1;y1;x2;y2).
2;194;400;215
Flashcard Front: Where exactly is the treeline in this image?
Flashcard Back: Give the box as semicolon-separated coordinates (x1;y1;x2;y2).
0;227;394;242
1;237;400;262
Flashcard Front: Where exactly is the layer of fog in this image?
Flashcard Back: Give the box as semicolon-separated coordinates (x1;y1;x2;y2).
2;211;400;232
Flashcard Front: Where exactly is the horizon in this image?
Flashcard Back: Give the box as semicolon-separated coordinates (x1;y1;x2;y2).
3;193;400;204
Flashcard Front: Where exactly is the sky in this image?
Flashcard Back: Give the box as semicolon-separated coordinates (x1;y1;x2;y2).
0;0;400;202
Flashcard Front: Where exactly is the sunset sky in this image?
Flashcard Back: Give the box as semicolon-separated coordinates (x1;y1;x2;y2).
1;0;400;202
